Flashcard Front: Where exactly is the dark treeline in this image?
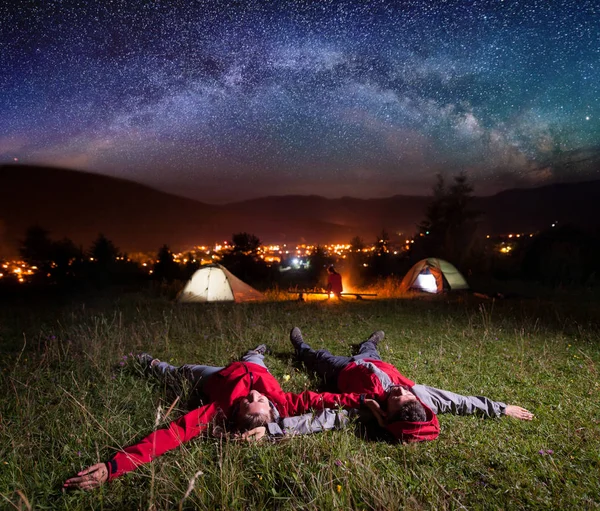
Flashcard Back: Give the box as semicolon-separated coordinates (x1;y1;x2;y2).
2;173;599;295
9;227;146;287
409;172;600;289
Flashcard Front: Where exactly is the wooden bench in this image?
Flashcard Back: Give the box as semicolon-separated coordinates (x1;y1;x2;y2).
339;293;377;300
287;291;377;301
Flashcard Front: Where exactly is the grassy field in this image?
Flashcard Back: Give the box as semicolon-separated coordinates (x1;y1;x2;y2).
1;288;599;510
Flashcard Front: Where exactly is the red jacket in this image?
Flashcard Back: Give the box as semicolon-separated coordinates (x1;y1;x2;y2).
327;273;343;294
107;361;364;479
337;360;440;443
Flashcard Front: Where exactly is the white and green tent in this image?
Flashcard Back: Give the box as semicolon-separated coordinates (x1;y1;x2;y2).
399;258;469;294
177;264;265;303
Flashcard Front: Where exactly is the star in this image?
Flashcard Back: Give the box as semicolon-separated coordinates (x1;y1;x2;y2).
1;0;597;201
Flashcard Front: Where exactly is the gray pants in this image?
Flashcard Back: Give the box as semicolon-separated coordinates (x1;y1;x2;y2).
153;349;268;390
295;340;381;388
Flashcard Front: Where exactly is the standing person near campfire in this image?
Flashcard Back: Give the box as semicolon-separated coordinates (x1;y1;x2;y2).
326;265;343;299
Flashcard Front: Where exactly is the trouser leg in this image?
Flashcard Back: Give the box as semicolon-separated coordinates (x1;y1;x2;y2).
352;340;381;362
241;350;268;370
153;361;224;388
295;342;352;387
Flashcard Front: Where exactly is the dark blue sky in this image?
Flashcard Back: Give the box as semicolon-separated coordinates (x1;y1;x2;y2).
1;0;598;202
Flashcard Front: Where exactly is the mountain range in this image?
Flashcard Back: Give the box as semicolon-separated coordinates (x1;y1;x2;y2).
1;164;598;256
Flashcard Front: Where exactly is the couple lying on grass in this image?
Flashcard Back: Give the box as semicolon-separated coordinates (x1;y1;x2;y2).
64;328;533;490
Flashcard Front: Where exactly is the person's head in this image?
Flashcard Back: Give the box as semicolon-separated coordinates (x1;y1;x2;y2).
234;390;275;432
381;386;438;442
388;400;427;423
386;386;427;422
328;265;336;274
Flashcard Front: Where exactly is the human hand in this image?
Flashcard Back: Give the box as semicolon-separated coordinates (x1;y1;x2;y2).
240;426;267;442
505;405;534;421
63;463;108;491
364;398;387;427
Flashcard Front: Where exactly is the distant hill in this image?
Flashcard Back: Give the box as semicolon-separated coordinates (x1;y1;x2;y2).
475;181;600;234
0;165;216;256
1;164;598;255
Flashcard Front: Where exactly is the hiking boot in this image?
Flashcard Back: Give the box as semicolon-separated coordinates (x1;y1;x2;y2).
290;327;305;351
136;352;160;370
252;344;269;355
365;330;385;346
136;352;154;367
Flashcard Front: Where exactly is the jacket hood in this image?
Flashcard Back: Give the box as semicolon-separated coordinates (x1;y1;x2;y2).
384;401;440;442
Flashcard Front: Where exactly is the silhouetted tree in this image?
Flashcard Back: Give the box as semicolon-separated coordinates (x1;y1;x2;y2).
417;174;447;251
86;235;146;285
86;234;122;286
90;234;119;268
20;225;53;282
349;235;366;269
220;232;270;287
153;244;181;282
50;237;82;281
367;229;394;277
184;252;200;279
307;245;332;287
231;232;261;255
445;173;480;263
346;235;368;286
350;236;365;252
414;172;480;268
20;225;52;266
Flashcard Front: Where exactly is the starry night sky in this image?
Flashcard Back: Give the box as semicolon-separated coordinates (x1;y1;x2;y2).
1;0;598;203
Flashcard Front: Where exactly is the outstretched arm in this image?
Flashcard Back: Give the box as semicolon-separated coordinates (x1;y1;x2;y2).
106;402;219;479
63;402;219;489
412;385;533;420
267;408;357;437
283;390;370;416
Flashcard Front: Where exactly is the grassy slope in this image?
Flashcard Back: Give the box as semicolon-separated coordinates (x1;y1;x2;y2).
0;291;599;510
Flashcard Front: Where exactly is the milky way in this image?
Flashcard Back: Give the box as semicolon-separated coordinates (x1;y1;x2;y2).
1;0;598;202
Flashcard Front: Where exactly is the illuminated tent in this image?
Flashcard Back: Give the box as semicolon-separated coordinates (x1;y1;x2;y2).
399;258;469;294
177;264;265;303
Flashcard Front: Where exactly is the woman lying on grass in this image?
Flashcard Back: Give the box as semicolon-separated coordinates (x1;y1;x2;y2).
64;344;376;490
291;328;534;443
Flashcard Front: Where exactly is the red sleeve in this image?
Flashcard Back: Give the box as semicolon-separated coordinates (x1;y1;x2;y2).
282;391;365;416
106;403;218;480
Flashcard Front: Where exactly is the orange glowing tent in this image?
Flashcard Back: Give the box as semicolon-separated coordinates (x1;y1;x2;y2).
399;258;469;294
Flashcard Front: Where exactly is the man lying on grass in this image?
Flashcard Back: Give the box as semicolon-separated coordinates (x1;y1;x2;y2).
291;328;534;443
64;344;377;490
137;349;358;442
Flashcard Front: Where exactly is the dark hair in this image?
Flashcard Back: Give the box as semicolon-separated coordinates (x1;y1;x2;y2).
235;409;276;433
388;401;427;423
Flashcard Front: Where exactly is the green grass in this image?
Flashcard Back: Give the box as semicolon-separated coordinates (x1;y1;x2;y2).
1;290;599;510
